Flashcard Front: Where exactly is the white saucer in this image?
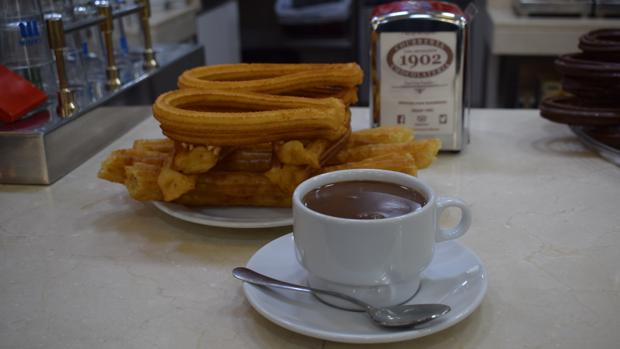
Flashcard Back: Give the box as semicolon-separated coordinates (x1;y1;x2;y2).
153;202;292;228
243;233;487;344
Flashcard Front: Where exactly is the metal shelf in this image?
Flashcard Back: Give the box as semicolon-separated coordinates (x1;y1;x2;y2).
64;4;144;33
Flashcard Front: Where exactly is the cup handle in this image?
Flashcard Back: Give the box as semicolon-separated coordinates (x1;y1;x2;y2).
435;197;471;243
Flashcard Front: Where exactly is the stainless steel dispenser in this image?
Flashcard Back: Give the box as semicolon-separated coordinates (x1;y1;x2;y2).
370;1;470;151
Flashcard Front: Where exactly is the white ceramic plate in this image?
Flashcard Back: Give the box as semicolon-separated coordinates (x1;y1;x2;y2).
243;233;487;344
153;202;292;228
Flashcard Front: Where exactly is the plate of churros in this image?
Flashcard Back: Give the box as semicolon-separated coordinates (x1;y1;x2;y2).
97;63;442;228
152;202;293;228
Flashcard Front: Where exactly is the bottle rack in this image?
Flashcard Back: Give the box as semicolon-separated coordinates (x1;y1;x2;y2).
46;0;159;116
0;1;205;185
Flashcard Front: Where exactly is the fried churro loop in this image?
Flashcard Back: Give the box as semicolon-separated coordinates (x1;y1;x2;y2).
177;63;363;105
153;89;349;146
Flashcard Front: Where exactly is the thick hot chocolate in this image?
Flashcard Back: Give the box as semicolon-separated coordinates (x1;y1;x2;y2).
302;180;426;219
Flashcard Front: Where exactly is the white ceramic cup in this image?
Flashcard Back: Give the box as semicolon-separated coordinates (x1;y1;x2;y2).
292;169;471;309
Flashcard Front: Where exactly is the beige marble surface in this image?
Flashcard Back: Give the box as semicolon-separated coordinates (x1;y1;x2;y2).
1;106;619;348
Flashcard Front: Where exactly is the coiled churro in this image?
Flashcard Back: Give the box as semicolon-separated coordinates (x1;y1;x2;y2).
152;89;349;146
177;63;363;105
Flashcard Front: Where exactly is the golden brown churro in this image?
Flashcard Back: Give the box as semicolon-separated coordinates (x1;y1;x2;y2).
275;127;351;169
125;163;164;201
323;153;418;176
346;125;414;148
333;138;441;169
213;147;273;173
177;63;363;105
98;148;170;184
176;172;290;207
172;144;221;174
153;89;348;146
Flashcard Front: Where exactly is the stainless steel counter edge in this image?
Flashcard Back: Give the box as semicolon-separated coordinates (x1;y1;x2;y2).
0;44;204;185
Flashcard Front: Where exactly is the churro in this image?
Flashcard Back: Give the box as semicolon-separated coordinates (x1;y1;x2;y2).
176;171;290;207
153;89;349;146
177;63;363;105
125;162;164;201
213;146;273;172
172;144;221;174
98;148;170;184
347;125;414;147
132;138;174;153
333;138;441;169
323;153;418;176
275;126;351;169
157;164;196;202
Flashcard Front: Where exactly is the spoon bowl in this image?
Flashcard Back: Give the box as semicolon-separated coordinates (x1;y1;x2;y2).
233;267;450;328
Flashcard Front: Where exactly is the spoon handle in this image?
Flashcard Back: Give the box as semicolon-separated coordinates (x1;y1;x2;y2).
232;267;370;309
233;267;313;294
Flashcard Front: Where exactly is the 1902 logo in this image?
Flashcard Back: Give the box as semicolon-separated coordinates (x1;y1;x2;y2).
386;38;453;78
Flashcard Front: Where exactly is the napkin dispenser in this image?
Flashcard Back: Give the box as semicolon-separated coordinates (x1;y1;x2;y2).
370;0;472;151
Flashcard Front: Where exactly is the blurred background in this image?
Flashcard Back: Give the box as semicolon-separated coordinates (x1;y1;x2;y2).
191;0;620;109
4;0;620;111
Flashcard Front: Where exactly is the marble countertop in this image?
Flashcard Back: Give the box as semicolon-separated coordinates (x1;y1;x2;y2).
1;106;619;348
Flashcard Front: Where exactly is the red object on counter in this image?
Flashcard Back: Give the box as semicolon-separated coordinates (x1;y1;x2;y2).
0;64;48;123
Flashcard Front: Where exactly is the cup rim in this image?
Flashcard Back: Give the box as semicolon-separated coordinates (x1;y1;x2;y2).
293;169;435;224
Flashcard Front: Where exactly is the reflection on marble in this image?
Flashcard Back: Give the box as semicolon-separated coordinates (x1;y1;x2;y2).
1;107;619;348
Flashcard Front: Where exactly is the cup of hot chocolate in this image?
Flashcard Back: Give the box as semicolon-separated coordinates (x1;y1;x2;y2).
292;169;471;309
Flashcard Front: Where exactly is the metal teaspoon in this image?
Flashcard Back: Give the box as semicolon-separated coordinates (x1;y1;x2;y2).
233;267;450;328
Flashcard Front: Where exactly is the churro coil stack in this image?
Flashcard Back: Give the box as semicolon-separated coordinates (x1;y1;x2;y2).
98;63;441;207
